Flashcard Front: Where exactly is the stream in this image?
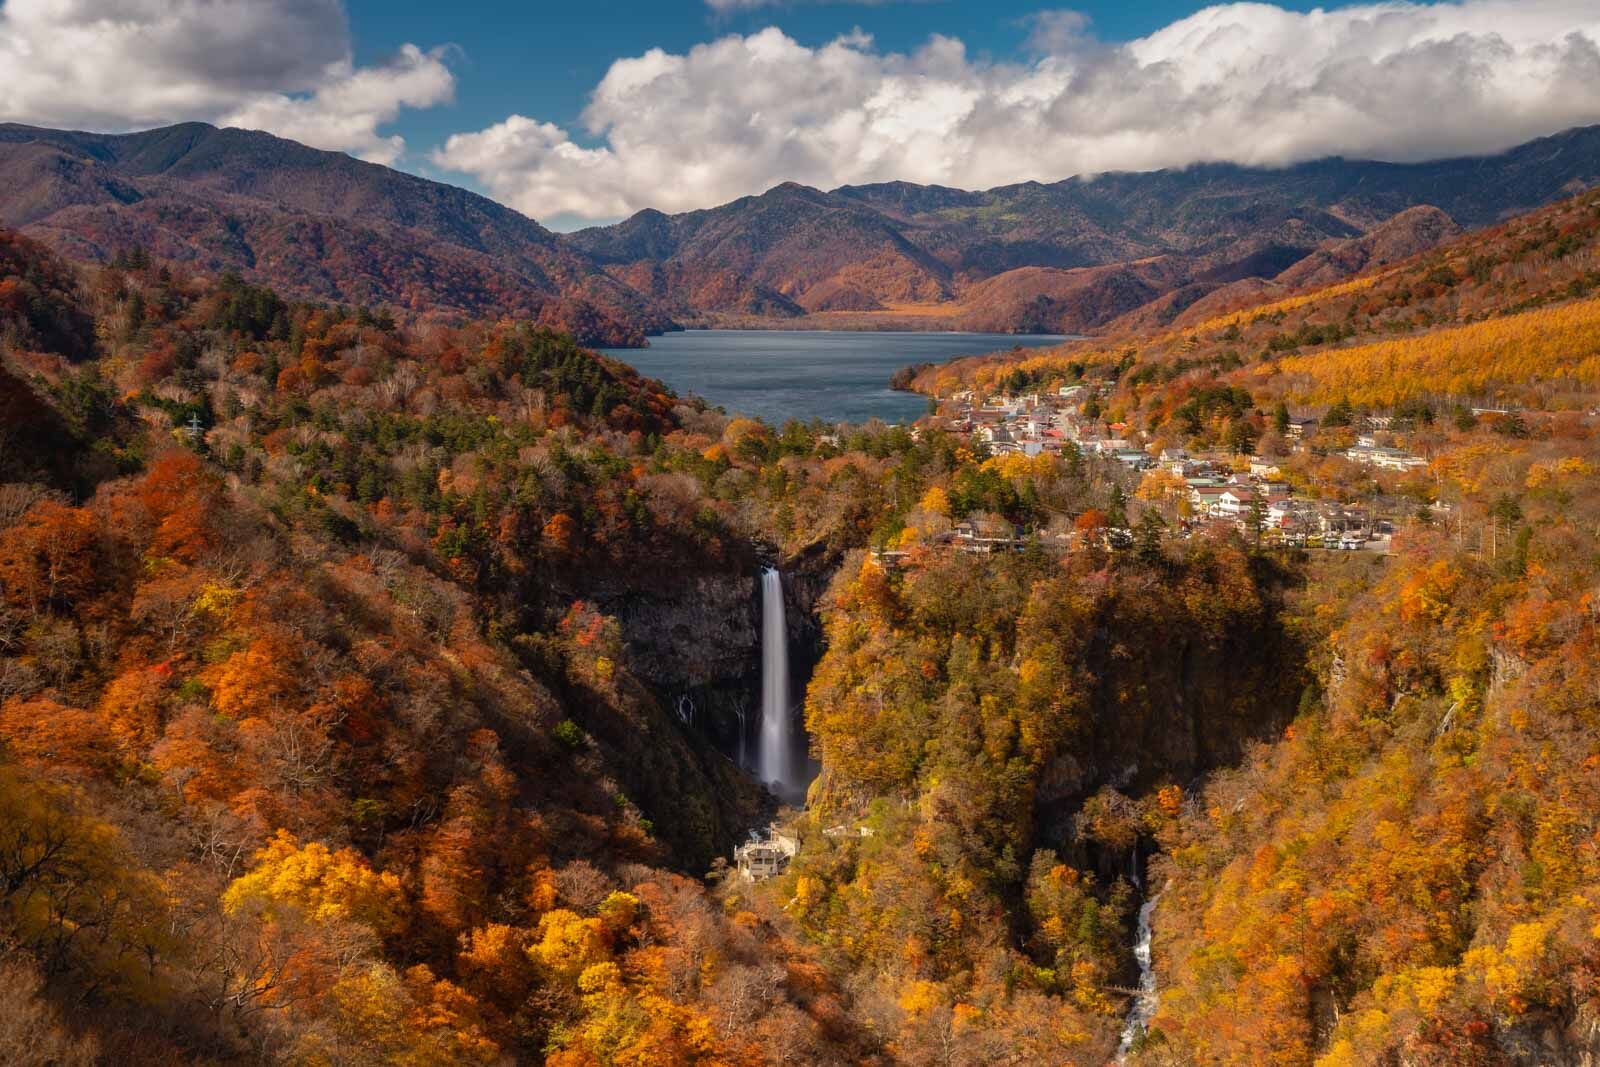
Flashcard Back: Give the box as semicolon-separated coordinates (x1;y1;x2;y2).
1116;887;1163;1061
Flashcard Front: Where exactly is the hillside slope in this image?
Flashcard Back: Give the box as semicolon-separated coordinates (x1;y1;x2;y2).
912;181;1600;408
0;123;671;346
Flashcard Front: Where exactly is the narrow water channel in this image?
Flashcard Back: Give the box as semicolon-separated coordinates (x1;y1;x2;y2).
1117;888;1163;1061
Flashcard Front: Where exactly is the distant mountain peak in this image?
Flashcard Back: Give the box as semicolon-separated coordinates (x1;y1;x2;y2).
0;122;673;345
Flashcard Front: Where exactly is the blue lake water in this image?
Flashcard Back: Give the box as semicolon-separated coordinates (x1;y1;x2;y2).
603;330;1067;425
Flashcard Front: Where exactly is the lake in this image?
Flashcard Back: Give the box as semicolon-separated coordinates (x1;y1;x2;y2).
603;330;1067;425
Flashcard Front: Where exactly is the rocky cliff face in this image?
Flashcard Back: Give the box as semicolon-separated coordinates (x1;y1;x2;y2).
611;571;761;755
1037;615;1303;818
600;543;840;791
1035;562;1308;885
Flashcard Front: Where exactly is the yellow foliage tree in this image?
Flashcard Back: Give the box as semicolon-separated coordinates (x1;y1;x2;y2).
528;908;610;983
918;485;952;518
223;830;405;935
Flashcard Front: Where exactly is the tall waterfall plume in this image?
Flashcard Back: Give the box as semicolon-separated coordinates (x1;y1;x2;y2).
758;567;795;797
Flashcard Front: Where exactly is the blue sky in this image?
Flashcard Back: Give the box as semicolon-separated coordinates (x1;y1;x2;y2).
3;1;1600;228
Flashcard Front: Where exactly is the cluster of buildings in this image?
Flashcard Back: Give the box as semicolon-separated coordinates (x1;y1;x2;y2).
946;386;1154;472
943;387;1428;474
1158;450;1394;546
929;386;1435;550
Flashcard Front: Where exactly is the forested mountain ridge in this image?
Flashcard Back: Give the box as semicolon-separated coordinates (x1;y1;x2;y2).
572;124;1600;334
0;123;672;347
911;180;1600;407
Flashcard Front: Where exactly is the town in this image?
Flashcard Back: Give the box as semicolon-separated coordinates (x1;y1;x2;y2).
876;381;1504;560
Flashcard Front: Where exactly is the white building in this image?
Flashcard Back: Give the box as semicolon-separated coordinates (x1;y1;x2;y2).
735;832;799;882
1217;488;1257;516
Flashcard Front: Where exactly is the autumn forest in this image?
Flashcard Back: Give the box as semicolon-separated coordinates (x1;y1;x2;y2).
4;122;1600;1067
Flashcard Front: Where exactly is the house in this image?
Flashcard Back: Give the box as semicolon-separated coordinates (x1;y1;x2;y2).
1285;416;1318;439
735;831;799;882
947;516;1023;554
1374;449;1426;471
1190;485;1232;514
869;548;910;570
1346;445;1426;471
1319;506;1371;536
1249;458;1282;478
977;425;1014;445
1113;449;1153;470
1217;488;1256;516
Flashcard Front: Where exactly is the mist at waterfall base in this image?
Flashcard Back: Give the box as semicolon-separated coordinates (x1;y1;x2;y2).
754;568;810;804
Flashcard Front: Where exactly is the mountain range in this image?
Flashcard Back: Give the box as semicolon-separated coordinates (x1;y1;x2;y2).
5;121;1600;343
570;125;1600;333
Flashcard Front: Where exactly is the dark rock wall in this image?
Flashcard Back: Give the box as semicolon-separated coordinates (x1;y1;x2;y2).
603;542;842;791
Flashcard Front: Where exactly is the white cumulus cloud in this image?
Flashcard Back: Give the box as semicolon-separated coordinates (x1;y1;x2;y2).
433;1;1600;227
0;0;454;164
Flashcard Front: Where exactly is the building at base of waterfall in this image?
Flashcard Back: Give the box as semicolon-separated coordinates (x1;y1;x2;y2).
735;832;799;881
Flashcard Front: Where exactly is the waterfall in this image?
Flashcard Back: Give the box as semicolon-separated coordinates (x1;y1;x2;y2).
758;567;795;797
1117;888;1163;1062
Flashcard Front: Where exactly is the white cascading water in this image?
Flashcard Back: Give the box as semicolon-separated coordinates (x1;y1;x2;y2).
1117;888;1164;1061
758;567;794;796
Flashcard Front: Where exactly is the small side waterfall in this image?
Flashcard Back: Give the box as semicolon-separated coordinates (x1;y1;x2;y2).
1117;888;1163;1061
757;567;796;797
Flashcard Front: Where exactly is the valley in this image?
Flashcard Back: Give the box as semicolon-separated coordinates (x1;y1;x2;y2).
2;115;1600;1067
